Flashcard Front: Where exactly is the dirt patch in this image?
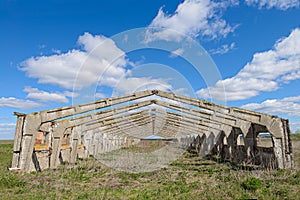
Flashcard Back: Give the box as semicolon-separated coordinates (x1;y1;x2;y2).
96;141;186;173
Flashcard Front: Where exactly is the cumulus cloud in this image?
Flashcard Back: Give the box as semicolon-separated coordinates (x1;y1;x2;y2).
20;32;128;90
245;0;299;10
198;28;300;101
20;32;182;105
23;86;73;103
144;0;237;43
0;97;42;109
242;96;300;133
241;95;300;116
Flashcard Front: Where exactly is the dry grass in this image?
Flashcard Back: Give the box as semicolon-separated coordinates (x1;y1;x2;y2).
0;140;299;199
293;140;300;169
0;140;14;145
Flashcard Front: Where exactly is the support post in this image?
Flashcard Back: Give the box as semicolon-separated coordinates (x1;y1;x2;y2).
11;113;25;169
18;114;42;172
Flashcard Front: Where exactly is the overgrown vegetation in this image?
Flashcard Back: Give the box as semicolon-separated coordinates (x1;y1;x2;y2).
0;140;300;199
241;177;262;191
291;131;300;140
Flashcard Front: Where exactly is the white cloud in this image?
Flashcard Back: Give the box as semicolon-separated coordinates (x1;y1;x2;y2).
51;49;61;54
63;91;79;99
291;121;300;132
0;123;15;127
21;32;128;90
84;92;107;100
114;77;173;94
198;28;300;101
0;97;42;110
291;121;300;126
144;0;237;43
173;88;188;95
0;123;16;137
245;0;299;10
24;86;71;103
94;92;107;99
0;116;11;121
20;32;180;104
170;48;184;58
209;42;235;55
241;95;300;116
77;32;127;67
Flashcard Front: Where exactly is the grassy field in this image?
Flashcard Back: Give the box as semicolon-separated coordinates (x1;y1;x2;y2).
0;140;300;199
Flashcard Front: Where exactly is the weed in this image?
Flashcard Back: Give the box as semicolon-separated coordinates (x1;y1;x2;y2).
275;169;285;176
241;177;262;191
275;188;290;198
0;140;300;199
0;173;26;188
239;193;253;200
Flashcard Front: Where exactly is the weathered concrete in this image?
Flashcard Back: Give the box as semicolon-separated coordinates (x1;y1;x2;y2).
10;90;293;172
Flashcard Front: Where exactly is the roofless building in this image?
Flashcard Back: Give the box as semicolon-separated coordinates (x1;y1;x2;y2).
10;90;293;172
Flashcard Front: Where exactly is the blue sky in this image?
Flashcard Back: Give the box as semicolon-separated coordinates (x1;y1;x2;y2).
1;0;300;139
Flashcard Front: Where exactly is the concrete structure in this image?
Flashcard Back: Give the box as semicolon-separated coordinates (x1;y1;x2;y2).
10;90;293;172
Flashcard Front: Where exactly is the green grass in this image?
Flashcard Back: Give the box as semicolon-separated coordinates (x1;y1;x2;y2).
0;140;300;199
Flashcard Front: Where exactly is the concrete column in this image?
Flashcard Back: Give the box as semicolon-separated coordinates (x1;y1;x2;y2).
206;132;216;155
94;134;100;156
84;130;93;155
243;125;255;159
272;137;284;169
103;133;108;152
50;124;68;169
210;131;225;156
19;115;42;172
198;134;207;156
89;131;95;156
11;114;25;169
194;135;201;154
225;128;240;161
69;126;80;164
98;133;104;153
